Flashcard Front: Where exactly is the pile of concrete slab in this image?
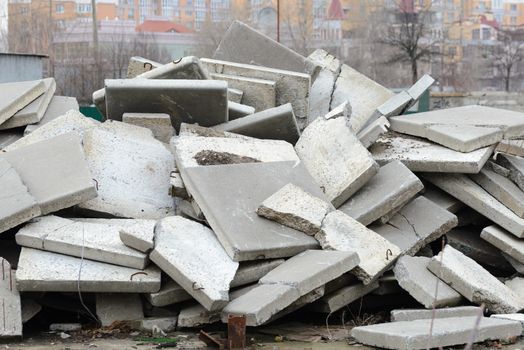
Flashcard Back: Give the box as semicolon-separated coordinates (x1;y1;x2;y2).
1;20;524;349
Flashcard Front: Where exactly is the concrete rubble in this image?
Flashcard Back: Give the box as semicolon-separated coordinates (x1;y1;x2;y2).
2;20;524;350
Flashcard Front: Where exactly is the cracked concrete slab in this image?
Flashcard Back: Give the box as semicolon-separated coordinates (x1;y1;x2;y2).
307;49;342;121
0;79;46;126
24;96;80;135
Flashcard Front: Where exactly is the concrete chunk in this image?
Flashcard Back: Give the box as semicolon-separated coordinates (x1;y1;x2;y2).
122;113;174;144
0;80;46;126
228;88;243;103
491;314;524;334
427;245;523;313
24;96;80;135
393;256;463;308
503;253;524;274
375;90;412;118
310;280;379;313
16;248;161;293
96;293;144;326
351;316;522;350
496;153;524;192
506;277;524;300
390;306;482;322
150;216;239;311
257;183;333;236
231;259;285;288
481;225;524;264
423;185;463;213
21;299;41;323
296;115;378;207
357;116;390;148
318;210;401;284
119;220;156;253
405;74;435;109
146;279;191;307
228;101;255;120
0;258;22;338
127;56;162;78
496;139;524;157
339;161;423;226
212;104;300;144
307;50;342;121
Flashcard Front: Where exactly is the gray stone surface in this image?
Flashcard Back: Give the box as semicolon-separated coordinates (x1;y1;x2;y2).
137;317;178;333
491;314;524;334
146;279;191;307
0;258;22;338
390;306;481;322
231;259;285;288
423;185;463;213
405;74;435;109
481;225;524;264
138;56;210;80
212;104;300;144
0;80;46;126
49;323;81;332
0;130;23;150
259;250;359;295
318;210;401;284
178;303;221;328
105;79;228;129
16;216;149;269
169;171;188;199
201;58;310;129
310;280;379;313
119;220;156;253
127;56;162;78
424;173;524;238
357;116;390;148
427;245;523;313
211;72;276;112
503;253;524;274
150;216;239;311
496;153;524;192
228;88;243;103
351;316;522;350
16;248;161;293
0;158;41;234
393;256;463;308
339;161;423;226
296;115;378;207
180;161;320;261
375;90;412;118
307;50;342;121
79;127;174;219
257;183;334;236
506;277;524;300
213;20;318;75
228;101;255;120
96;293;144;326
0;78;56;130
21;299;41;323
122;113;174;144
1;133;97;215
496;139;524;157
371;132;494;173
24;96;80;135
371;196;457;255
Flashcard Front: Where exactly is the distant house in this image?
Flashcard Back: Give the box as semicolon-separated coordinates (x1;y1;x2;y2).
136;19;194;33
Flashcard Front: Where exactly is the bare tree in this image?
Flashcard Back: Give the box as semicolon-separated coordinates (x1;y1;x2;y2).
281;1;313;56
493;29;524;92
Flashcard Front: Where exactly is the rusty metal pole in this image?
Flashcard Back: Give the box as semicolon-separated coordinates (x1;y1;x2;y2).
227;314;246;349
276;0;280;42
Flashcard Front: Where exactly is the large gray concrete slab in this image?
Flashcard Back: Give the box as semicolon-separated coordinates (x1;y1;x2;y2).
0;80;46;126
105;79;228;129
0;158;40;234
371;196;457;256
1;133;97;215
0;78;56;130
16;248;161;293
393;256;463;308
0;258;22;338
122;113;174;144
150;216;239;311
371;132;494;173
351;316;522;350
318;210;401;284
257;183;334;236
212;104;300;144
78;127;174;219
496;153;524;192
96;293;144;326
213;20;318;75
180;161;320;261
310;280;379;313
201;58;310;129
424;173;524;238
427;245;523;313
24;96;79;135
390;306;482;322
15;216;149;269
231;259;285;288
481;225;524;264
339;161;423;226
296;115;378;207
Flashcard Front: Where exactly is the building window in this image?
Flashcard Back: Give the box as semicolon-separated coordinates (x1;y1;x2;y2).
77;4;92;13
56;4;64;13
511;4;517;11
511;16;517;25
472;29;480;40
128;8;134;17
482;27;490;39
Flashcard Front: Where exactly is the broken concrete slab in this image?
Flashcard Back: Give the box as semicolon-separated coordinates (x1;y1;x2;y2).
0;258;22;338
146;279;191;307
481;225;524;265
491;314;524;334
104;79;228;129
496;139;524;157
496;153;524;192
150;216;239;311
96;293;144;326
0;79;46;126
78;127;174;219
21;299;42;323
127;56;162;78
307;53;342;121
15;216;149;269
331;64;393;133
0;78;56;130
228;88;243;103
267;286;325;323
351;316;522;350
423;173;524;238
212;104;300;144
339;160;423;226
180;161;320;261
16;248;160;293
0;130;23;150
176;197;207;223
423;184;463;213
310;280;379;313
357;116;390;148
317;210;401;284
505;277;524;300
213;20;318;75
427;245;523;313
211;72;276;112
257;183;334;236
0;158;41;234
371;132;494;173
228;101;255;120
1;133;97;215
375;90;412;119
231;259;285;288
138;56;210;80
119;220;156;253
259;250;359;296
169;171;188;199
178;303;221;328
503;253;524;274
393;256;463;309
371;196;457;256
122;113;174;144
295;115;378;207
201;58;310;129
390;306;482;322
405;74;435;110
24;96;80;135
